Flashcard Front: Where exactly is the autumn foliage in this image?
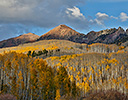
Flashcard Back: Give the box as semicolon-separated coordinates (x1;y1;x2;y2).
0;42;127;99
0;51;78;100
47;51;128;97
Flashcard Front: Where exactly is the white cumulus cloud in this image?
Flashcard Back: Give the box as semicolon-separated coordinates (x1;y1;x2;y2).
120;12;128;22
94;12;109;25
96;12;109;19
110;16;118;19
65;6;90;30
66;6;85;20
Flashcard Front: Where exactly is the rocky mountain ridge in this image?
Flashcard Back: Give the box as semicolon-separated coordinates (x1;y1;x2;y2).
39;25;128;45
0;24;128;48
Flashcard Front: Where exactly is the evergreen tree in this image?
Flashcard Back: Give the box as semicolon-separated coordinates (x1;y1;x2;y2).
27;51;31;57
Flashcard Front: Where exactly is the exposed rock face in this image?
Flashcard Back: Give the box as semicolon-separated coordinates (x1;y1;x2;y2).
126;29;128;35
0;33;39;48
86;31;100;42
90;27;126;44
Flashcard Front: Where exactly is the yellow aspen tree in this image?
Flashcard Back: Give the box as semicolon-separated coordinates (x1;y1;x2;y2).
73;67;76;72
84;81;90;93
55;89;61;100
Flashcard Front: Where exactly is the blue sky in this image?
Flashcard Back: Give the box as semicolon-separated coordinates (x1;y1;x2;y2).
83;0;128;30
0;0;128;41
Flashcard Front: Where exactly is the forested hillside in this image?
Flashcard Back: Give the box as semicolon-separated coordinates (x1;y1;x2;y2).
0;51;127;100
46;51;128;95
0;51;128;99
0;52;79;100
0;39;128;100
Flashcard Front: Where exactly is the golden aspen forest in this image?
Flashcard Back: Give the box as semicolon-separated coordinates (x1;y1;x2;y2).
0;40;128;100
1;0;128;99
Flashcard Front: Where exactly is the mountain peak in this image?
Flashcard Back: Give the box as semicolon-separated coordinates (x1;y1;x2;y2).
118;27;124;31
19;33;35;36
117;26;125;34
38;24;84;42
55;24;73;31
41;24;79;36
25;33;35;35
18;33;39;39
58;24;70;28
0;33;39;48
59;24;67;27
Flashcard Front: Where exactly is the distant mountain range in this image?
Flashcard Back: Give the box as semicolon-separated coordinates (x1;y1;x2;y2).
0;24;128;48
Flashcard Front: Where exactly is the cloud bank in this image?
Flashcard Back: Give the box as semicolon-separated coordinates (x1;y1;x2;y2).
0;0;85;28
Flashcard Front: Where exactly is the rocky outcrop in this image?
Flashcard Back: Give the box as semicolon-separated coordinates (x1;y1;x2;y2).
126;29;128;35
